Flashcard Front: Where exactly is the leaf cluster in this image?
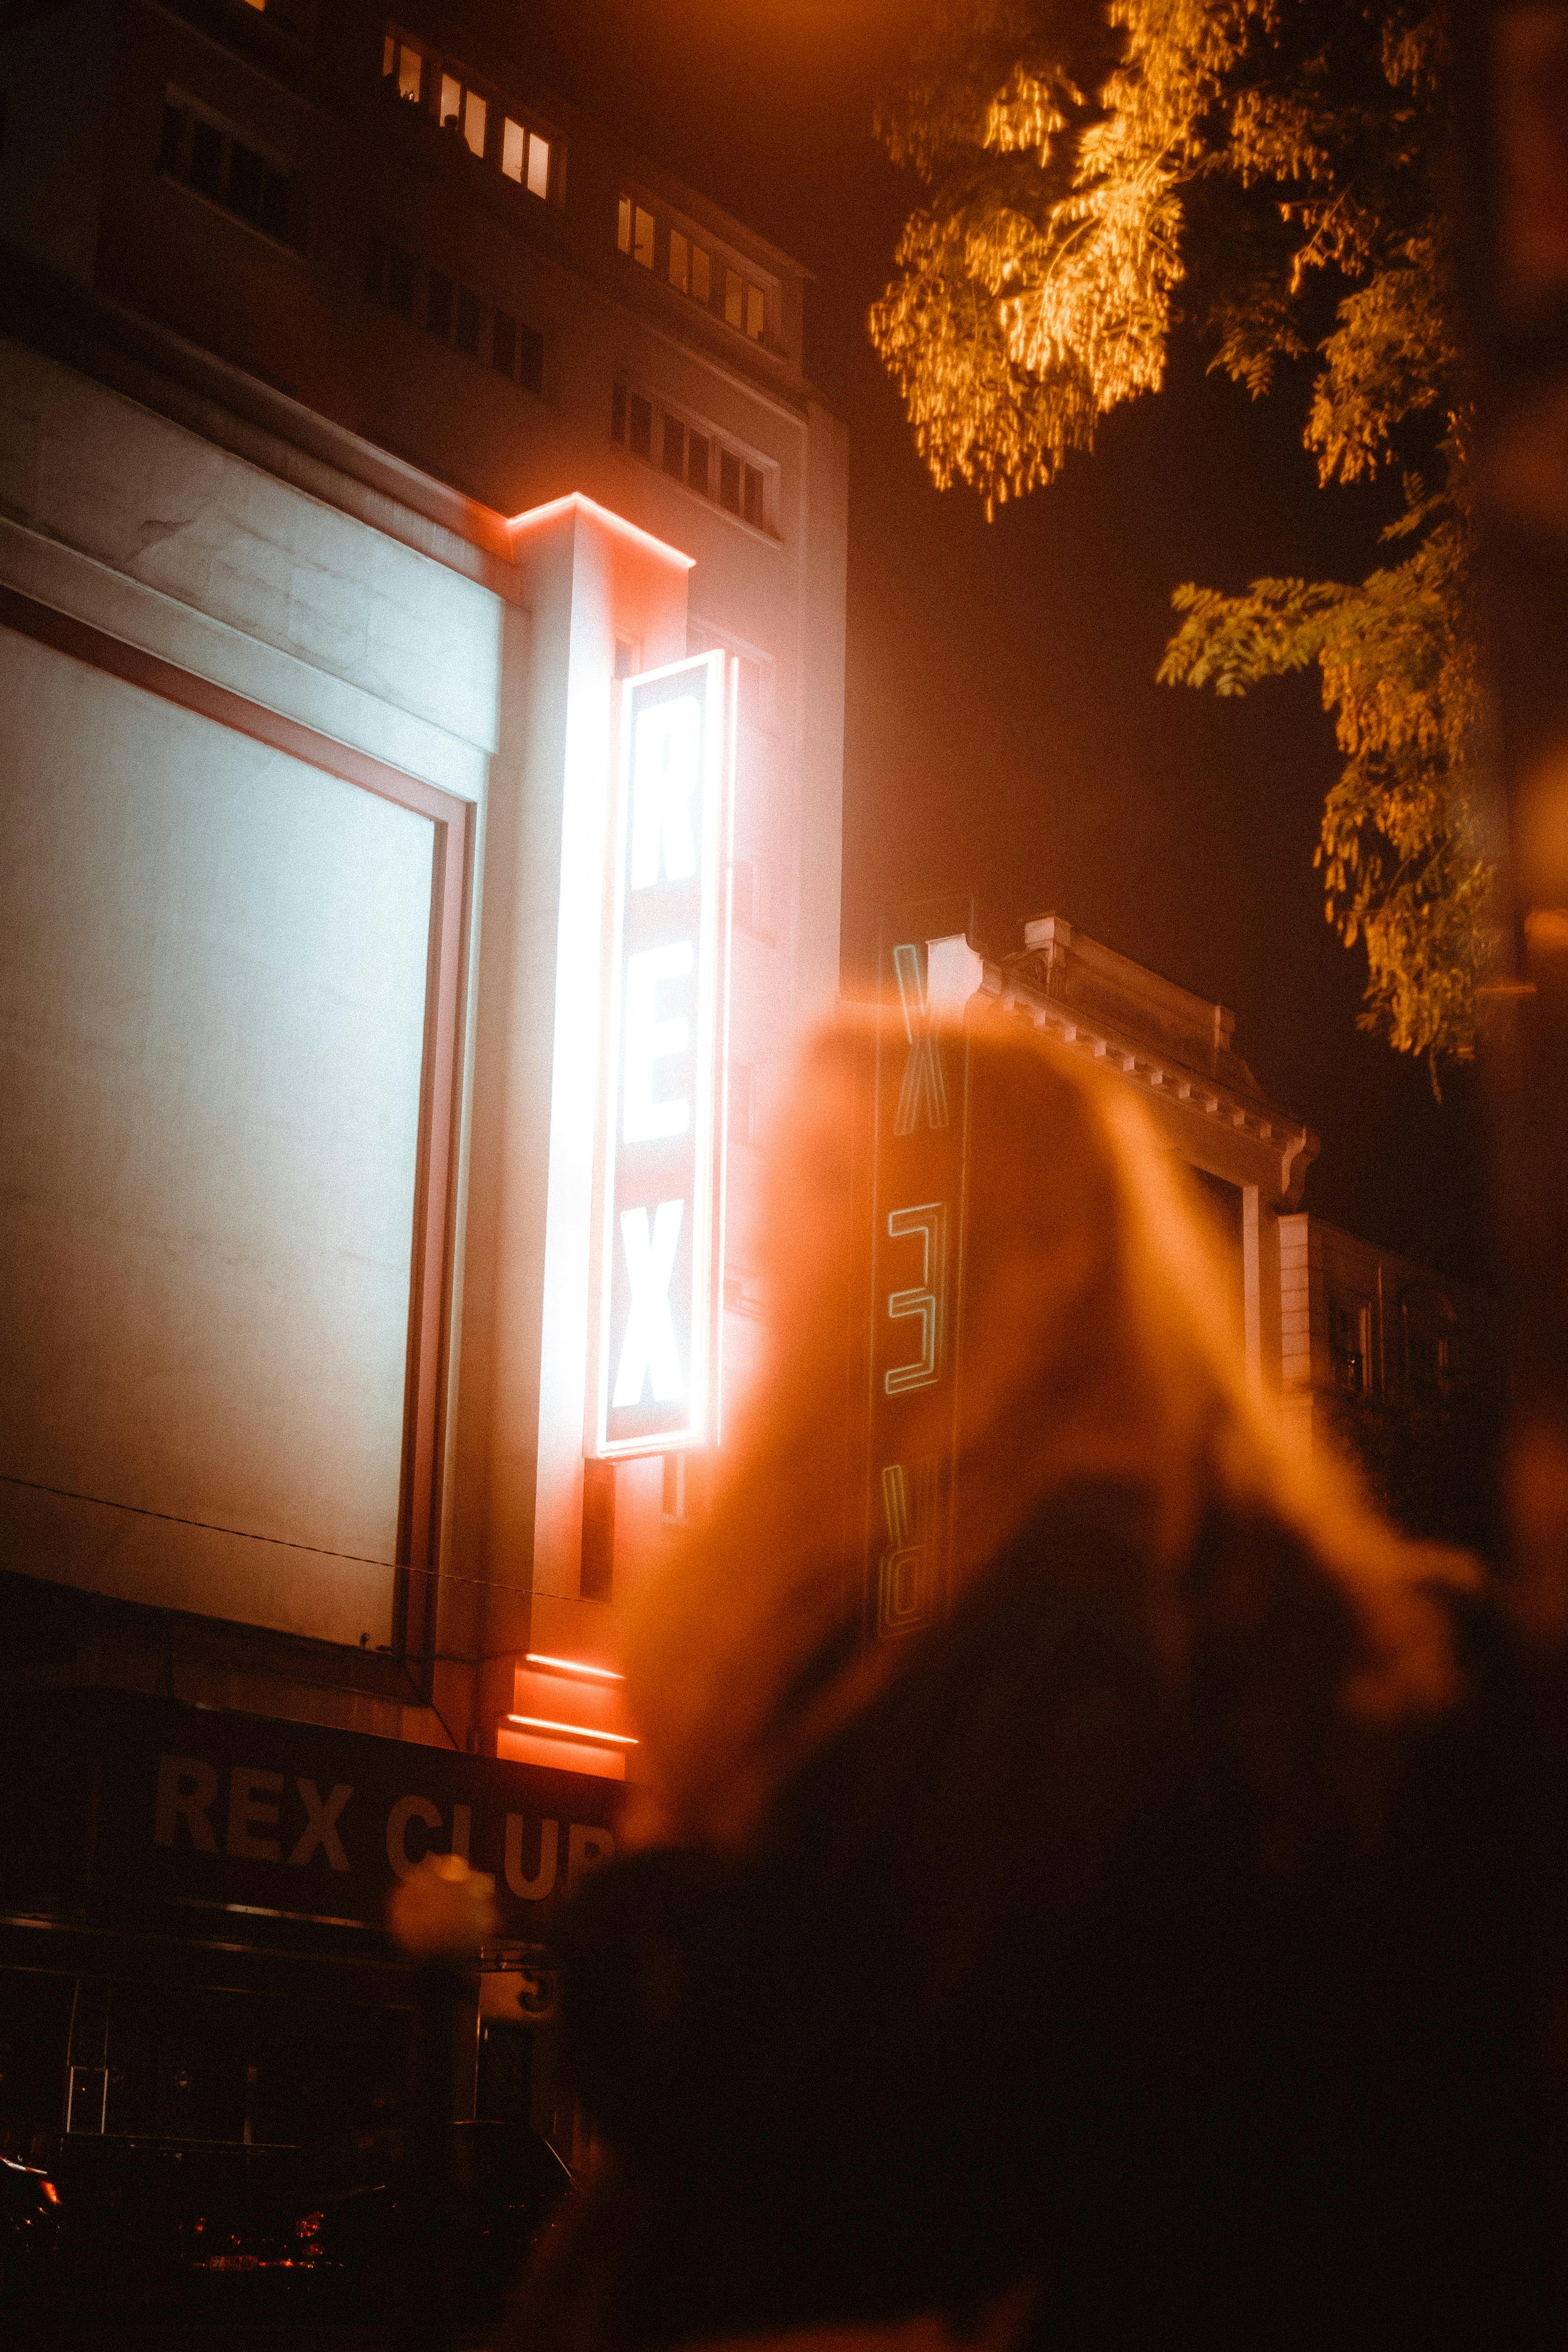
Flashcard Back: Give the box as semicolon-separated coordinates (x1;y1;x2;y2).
871;0;1495;1062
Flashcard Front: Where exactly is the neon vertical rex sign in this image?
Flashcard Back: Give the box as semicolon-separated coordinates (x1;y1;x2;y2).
597;652;731;1456
864;926;975;1642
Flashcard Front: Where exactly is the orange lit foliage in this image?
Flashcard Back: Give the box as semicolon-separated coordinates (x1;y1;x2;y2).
870;2;1493;1065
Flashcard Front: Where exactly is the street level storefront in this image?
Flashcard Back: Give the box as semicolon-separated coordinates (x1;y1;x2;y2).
0;1684;620;2307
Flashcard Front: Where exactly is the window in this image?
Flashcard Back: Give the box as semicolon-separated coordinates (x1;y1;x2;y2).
618;192;731;321
434;70;485;156
719;446;741;514
1329;1298;1368;1396
724;267;743;329
618;195;656;269
381;25;561;199
392;38;423;102
516;322;544;395
613;381;776;534
367;234;545;396
159;97;305;252
189;114;222;197
746;282;766;339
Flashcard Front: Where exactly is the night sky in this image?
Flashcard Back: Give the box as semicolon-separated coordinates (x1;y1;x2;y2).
514;0;1492;1283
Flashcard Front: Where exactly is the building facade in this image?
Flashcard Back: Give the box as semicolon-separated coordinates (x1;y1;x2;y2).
0;0;845;2270
1279;1214;1503;1550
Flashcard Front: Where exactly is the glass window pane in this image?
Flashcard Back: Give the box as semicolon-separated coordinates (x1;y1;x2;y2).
526;131;550;199
159;101;184;174
692;245;710;303
668;229;688;292
398;44;422;102
633;205;654;269
455;284;482;355
439;73;460;129
262;166;292;243
628;392;652;460
228;141;263;221
493;310;517;377
687;430;709;494
382;32;394;75
463;91;486;158
518;324;544;395
719;446;740;511
662;415;684;479
743;464;764;528
617;194;631;253
426;269;452;339
190;117;222;198
746;282;765;339
724;268;744;328
503;118;525;182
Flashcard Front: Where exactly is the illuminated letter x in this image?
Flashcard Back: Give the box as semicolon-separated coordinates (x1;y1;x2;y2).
892;942;949;1136
613;1201;686;1406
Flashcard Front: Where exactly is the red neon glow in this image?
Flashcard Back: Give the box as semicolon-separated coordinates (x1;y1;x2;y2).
525;1651;624;1681
507;1712;639;1746
504;491;695;570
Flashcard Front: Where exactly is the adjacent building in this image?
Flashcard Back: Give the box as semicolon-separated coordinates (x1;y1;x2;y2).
1278;1214;1503;1550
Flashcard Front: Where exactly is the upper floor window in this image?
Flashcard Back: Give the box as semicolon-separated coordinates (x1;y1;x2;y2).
611;379;777;536
617;191;772;346
1328;1297;1369;1397
381;24;559;202
159;94;306;252
366;231;545;395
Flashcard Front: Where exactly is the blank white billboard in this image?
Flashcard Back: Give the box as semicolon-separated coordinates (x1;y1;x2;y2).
0;628;436;1644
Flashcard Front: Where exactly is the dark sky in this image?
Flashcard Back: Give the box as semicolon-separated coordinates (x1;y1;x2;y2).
520;0;1492;1283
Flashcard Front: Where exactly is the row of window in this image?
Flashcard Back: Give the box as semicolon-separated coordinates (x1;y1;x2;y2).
1328;1295;1458;1399
366;232;545;394
382;24;559;204
159;96;305;251
617;196;769;344
612;382;772;534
